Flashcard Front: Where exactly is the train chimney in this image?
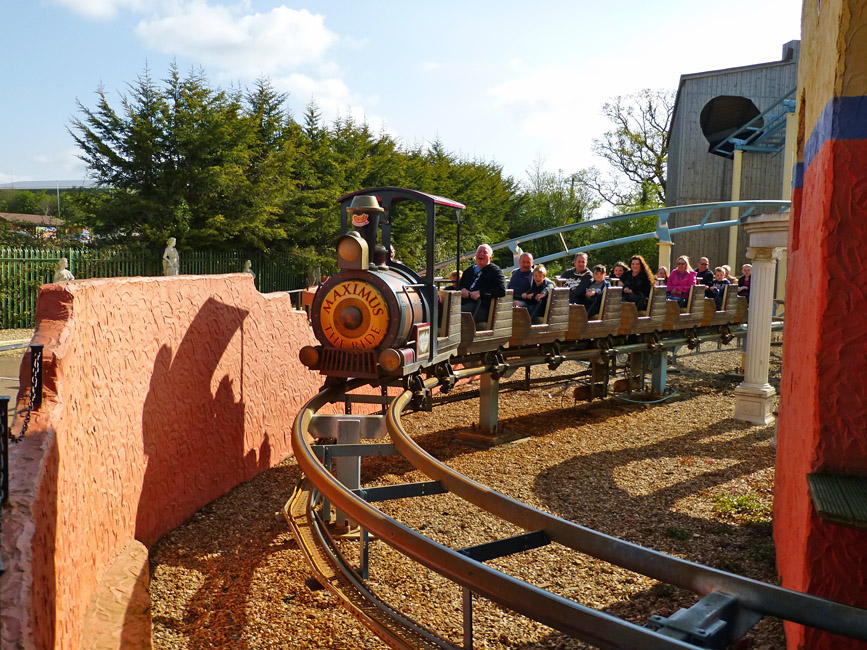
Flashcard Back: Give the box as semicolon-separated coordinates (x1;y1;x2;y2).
347;195;384;267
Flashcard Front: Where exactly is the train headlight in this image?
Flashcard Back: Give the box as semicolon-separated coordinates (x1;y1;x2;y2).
299;345;321;368
337;231;368;270
379;348;415;372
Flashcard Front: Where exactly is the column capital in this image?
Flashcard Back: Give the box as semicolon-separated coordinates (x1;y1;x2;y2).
746;246;781;262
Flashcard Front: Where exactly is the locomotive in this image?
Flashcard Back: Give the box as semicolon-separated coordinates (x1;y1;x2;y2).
299;187;465;379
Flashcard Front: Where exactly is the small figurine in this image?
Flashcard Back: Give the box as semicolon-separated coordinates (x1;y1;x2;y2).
162;237;180;276
242;260;255;278
53;257;74;282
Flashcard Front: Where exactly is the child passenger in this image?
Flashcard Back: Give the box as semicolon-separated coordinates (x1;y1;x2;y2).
656;266;669;286
523;264;555;323
609;262;628;285
585;265;610;319
706;266;731;310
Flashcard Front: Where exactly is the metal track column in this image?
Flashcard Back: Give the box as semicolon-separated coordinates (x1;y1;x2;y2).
479;373;499;434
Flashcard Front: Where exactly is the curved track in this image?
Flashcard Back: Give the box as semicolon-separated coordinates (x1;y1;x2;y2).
288;372;867;649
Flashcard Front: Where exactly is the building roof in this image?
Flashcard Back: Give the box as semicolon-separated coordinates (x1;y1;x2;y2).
0;212;62;226
0;180;98;191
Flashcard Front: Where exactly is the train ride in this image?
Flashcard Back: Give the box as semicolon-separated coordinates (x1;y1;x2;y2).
298;187;747;382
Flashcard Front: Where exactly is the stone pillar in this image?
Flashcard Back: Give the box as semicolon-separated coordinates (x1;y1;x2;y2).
733;212;788;424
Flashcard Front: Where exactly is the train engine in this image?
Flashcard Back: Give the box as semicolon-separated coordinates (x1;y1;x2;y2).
300;189;465;379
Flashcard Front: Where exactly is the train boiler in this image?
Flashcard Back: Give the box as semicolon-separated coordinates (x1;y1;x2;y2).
300;188;466;379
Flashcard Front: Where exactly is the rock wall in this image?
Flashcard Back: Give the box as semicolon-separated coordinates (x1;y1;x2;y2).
1;274;332;649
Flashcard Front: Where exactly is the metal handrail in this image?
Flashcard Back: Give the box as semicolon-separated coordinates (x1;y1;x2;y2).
435;200;790;272
709;88;797;157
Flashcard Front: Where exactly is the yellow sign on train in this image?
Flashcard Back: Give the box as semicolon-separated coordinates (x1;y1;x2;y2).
319;280;389;348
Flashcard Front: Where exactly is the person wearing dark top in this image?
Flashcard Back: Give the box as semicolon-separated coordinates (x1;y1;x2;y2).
560;252;593;305
609;262;628;286
508;252;534;308
460;244;507;324
738;264;751;301
523;264;555;322
621;254;654;312
706;267;731;310
696;257;714;286
584;265;610;319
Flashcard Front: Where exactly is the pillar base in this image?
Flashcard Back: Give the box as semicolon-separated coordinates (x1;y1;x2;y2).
733;383;776;424
455;426;524;448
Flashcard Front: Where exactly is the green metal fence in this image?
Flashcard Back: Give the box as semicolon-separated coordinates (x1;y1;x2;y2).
0;247;309;329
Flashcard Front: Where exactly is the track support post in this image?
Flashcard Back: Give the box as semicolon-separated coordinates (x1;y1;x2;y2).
479;373;499;434
335;418;361;527
650;350;667;395
463;587;474;649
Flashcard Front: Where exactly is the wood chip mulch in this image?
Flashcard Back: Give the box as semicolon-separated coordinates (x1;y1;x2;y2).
150;344;785;649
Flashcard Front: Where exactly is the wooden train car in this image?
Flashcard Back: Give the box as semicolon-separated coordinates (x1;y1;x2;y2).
299;187;748;381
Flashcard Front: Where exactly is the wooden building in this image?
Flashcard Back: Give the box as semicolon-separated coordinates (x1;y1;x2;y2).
666;41;799;270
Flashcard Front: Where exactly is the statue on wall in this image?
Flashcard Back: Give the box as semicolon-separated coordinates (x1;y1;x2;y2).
162;237;180;276
242;260;255;278
53;257;75;282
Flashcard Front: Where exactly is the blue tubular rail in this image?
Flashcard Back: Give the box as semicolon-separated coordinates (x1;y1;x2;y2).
293;372;867;649
434;200;790;272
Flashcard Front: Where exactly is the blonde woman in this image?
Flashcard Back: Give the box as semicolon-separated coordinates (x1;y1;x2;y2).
666;256;697;307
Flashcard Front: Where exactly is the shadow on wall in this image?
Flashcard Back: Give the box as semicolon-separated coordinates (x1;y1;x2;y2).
135;296;271;547
33;438;59;649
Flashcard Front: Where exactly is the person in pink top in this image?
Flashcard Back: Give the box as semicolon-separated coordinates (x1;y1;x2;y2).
666;255;697;307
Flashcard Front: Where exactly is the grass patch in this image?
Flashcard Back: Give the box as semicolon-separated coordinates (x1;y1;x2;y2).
712;493;772;523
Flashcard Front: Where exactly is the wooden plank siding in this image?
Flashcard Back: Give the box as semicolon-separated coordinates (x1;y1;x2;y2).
509;287;570;346
666;50;798;271
457;291;514;356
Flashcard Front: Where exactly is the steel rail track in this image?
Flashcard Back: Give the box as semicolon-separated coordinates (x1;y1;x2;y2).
285;479;459;650
290;365;867;648
294;383;716;649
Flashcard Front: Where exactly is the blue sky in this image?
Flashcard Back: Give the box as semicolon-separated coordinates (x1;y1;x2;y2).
1;0;801;187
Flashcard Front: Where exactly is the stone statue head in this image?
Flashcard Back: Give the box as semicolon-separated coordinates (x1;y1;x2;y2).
57;257;68;269
167;237;176;246
243;260;252;270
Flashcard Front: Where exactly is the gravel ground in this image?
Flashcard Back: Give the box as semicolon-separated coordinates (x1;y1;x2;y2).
0;329;33;342
0;329;34;358
150;343;784;649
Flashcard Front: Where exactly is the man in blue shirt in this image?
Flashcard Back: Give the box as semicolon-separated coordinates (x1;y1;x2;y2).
508;252;534;308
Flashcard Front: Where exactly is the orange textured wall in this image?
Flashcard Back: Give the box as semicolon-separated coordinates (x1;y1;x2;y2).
776;1;867;648
1;274;333;650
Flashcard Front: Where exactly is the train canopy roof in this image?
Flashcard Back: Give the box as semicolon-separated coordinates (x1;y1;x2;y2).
337;187;465;211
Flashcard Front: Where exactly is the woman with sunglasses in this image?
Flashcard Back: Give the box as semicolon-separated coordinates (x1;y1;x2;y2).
666;255;697;308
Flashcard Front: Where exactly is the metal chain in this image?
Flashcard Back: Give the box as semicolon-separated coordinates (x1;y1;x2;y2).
10;348;41;444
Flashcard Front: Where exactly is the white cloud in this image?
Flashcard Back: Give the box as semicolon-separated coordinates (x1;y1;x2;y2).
135;3;338;78
487;64;625;176
270;73;384;129
33;149;89;177
51;0;156;20
419;61;440;72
